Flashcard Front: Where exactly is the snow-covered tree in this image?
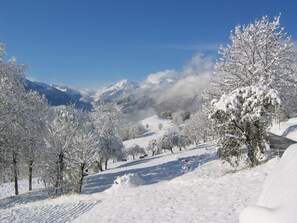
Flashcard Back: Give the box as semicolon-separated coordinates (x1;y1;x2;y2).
119;121;146;141
184;110;212;144
20;91;48;191
209;85;280;167
176;132;192;151
43;105;82;194
99;136;124;170
157;134;175;154
92;103;124;170
67;113;101;193
166;129;192;151
172;110;191;126
147;139;161;156
127;144;146;159
211;15;296;116
0;44;37;195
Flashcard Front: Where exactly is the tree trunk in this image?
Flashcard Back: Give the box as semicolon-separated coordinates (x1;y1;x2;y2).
28;160;33;191
78;163;85;194
13;151;19;195
94;159;103;172
99;160;103;172
59;152;64;193
55;152;64;195
247;144;258;167
105;159;108;170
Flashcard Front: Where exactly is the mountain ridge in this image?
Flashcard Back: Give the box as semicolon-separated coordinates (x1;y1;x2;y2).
25;77;204;118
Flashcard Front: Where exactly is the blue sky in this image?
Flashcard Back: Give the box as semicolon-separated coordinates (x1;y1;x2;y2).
0;0;296;89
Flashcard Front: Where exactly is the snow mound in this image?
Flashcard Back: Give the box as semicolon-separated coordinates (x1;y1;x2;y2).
240;143;297;223
106;174;145;193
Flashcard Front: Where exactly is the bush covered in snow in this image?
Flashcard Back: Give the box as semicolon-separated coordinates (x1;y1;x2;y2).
209;85;280;166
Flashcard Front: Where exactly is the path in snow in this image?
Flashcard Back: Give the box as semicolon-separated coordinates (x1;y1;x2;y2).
0;199;99;223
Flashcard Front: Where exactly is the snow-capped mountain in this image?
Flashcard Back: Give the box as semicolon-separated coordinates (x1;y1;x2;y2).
25;80;92;110
25;77;204;118
51;84;82;98
94;79;140;103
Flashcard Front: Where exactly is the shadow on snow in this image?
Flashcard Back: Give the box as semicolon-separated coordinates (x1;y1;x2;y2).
0;144;216;209
82;151;217;194
0;189;49;209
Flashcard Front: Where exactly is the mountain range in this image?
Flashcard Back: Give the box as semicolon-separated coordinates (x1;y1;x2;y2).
25;77;204;119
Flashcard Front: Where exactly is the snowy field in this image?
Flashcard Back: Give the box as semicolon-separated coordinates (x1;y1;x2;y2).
2;115;295;223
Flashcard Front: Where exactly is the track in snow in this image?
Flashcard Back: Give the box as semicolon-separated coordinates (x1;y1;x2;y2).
0;200;100;223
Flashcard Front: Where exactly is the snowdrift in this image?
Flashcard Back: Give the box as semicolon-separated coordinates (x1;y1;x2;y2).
240;143;297;223
105;173;145;193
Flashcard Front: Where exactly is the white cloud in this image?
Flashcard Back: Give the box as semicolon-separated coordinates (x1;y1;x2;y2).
147;54;215;105
145;69;177;85
181;54;214;77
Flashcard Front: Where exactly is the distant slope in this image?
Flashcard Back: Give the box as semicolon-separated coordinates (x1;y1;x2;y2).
25;80;92;110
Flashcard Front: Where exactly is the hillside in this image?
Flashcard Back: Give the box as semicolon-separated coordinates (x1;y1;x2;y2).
0;115;282;223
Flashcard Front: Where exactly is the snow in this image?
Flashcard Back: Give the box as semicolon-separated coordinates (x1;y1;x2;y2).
0;145;278;223
123;115;172;149
269;117;297;141
240;143;297;223
0;178;44;200
73;147;277;223
0;115;282;223
93;79;139;102
105;173;145;193
52;84;81;96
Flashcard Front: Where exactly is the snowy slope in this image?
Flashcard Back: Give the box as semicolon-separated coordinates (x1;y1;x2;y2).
0;115;280;223
269;117;297;140
0;149;278;223
123;115;172;149
240;144;297;223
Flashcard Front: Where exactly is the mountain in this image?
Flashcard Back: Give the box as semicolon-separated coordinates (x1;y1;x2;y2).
25;80;92;110
25;78;203;119
94;80;140;103
51;84;82;98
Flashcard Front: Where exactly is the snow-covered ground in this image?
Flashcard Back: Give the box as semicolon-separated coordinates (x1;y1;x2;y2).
240;144;297;223
0;178;44;200
269;117;297;141
123;115;172;148
2;115;296;223
1;144;278;223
